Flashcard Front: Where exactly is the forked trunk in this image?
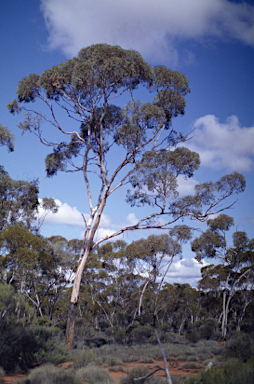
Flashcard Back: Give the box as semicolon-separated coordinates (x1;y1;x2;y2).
65;302;77;350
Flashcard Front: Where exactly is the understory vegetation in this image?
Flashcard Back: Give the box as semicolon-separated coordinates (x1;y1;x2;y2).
0;223;253;382
0;222;253;382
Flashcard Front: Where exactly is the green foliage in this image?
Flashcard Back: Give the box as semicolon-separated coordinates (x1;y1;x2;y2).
0;168;39;230
184;358;254;384
130;325;153;343
0;124;15;151
0;320;69;371
186;319;219;343
16;364;75;384
181;362;203;369
120;366;150;384
74;365;113;384
119;366;166;384
107;358;123;366
223;332;254;361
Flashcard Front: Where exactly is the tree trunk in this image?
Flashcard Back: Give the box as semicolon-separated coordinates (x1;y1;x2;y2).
65;302;77;350
65;245;91;349
155;328;172;384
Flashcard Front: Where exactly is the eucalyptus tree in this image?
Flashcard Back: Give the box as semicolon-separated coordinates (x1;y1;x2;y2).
0;124;15;152
0;166;39;231
8;44;245;349
0;166;58;233
192;214;254;338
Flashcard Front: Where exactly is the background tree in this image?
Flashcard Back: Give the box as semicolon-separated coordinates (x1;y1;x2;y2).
8;43;245;349
0;124;15;152
192;214;254;338
0;167;58;232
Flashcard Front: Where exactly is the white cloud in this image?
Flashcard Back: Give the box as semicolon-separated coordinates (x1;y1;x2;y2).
38;199;142;241
185;115;254;172
177;175;198;196
38;198;87;226
127;213;139;226
41;0;254;63
165;257;209;287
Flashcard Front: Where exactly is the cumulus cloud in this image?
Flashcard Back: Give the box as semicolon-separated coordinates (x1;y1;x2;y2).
185;115;254;172
38;199;144;241
165;257;209;287
177;175;198;196
38;198;87;226
127;213;139;226
40;0;254;62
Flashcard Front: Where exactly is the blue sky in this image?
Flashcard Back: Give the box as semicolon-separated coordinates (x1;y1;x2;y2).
1;0;254;285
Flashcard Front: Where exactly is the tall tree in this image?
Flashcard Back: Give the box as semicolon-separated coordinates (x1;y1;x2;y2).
192;214;254;338
8;44;245;349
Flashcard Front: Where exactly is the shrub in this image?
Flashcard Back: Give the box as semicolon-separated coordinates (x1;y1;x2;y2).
114;329;127;344
107;358;123;366
0;322;69;371
186;319;218;343
120;366;149;384
120;366;166;384
130;325;153;343
138;357;154;363
18;364;75;384
72;350;86;368
108;366;126;372
180;362;203;370
223;332;254;361
74;366;113;384
0;367;5;377
184;357;254;384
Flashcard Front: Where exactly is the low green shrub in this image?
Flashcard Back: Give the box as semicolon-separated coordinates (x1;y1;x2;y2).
120;366;166;384
72;350;86;368
138;357;154;363
74;366;113;384
16;364;75;384
108;365;126;372
107;358;123;366
119;366;149;384
0;367;5;377
223;332;254;361
186;319;219;343
183;357;254;384
180;362;203;370
130;325;153;344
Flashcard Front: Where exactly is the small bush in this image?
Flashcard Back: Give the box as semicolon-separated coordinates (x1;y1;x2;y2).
184;357;254;384
108;366;126;372
120;366;149;384
0;367;5;377
138;357;154;363
72;350;86;368
186;319;218;343
74;366;113;384
130;325;153;343
180;362;203;370
223;332;254;361
120;366;167;384
107;358;123;366
20;364;75;384
114;329;127;344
